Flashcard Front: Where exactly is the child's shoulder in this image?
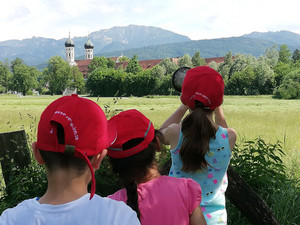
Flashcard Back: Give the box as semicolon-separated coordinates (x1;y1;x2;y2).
159;176;200;190
216;126;237;150
106;189;127;203
164;123;181;136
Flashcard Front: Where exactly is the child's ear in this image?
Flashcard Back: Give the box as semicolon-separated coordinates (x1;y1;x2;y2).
92;149;107;170
32;142;45;165
154;136;161;152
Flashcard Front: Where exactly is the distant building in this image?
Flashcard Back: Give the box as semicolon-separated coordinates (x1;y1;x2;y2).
84;37;94;60
65;33;95;77
65;34;228;77
205;57;229;65
65;32;76;66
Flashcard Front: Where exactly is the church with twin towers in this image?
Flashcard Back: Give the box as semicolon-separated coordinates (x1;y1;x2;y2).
64;33;94;66
64;33;226;77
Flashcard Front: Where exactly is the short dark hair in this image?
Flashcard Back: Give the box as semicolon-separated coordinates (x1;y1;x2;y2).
39;122;91;175
39;150;89;175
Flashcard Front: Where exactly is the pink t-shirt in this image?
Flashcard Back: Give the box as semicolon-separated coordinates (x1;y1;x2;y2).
108;176;202;225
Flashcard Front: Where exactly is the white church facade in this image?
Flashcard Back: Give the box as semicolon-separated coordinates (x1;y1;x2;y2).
64;33;95;77
65;33;94;64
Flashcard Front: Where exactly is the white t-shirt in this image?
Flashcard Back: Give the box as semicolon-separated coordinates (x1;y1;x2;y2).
0;194;140;225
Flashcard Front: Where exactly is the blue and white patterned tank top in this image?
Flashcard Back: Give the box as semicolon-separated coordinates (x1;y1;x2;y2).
169;126;231;225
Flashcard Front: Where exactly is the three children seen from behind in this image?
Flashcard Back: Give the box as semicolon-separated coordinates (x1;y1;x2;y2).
0;66;235;225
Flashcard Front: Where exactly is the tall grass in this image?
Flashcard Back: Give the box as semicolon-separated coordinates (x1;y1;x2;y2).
0;94;299;177
0;94;299;224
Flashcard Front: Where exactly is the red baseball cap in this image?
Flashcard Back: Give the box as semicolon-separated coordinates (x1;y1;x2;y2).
107;109;155;158
36;94;110;199
180;66;224;110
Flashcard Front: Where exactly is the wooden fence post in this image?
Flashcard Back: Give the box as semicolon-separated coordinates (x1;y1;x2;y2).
160;159;281;225
226;165;281;225
0;130;31;191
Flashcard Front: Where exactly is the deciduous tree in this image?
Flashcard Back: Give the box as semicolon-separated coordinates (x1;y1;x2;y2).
10;58;39;95
0;61;12;93
43;56;72;95
125;54;142;75
178;54;193;68
192;52;206;67
226;66;257;95
292;49;300;63
69;66;85;94
151;65;165;79
159;58;178;75
219;51;233;80
278;44;291;64
88;56;108;73
274;67;300;99
264;45;279;68
86;68;127;97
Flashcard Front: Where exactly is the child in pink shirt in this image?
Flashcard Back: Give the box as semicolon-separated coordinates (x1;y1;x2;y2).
107;109;207;225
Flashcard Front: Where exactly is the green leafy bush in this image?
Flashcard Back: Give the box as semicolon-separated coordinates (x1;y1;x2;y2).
86;68;173;97
273;67;300;99
0;162;47;213
230;138;286;193
228;138;300;225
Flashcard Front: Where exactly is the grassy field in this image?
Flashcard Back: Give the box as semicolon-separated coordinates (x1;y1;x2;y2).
0;94;299;177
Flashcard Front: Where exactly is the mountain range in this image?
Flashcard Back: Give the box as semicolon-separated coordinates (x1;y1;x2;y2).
0;25;299;67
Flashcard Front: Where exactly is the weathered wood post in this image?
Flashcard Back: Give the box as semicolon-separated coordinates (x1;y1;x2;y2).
226;165;281;225
0;130;31;193
160;159;281;225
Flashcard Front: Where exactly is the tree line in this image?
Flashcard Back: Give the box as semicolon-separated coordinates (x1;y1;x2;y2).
0;44;299;99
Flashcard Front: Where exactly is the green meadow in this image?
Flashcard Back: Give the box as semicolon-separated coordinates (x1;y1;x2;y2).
0;94;299;177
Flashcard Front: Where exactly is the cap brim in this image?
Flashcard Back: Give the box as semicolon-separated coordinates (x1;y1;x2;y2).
107;119;117;146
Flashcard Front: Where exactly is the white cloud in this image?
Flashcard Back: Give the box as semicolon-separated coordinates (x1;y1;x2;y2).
0;0;299;41
7;6;30;21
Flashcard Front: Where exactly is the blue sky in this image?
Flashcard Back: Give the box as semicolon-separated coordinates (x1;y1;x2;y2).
1;0;300;42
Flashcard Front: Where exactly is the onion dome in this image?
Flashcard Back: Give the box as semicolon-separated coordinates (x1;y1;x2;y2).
84;38;94;49
65;33;75;47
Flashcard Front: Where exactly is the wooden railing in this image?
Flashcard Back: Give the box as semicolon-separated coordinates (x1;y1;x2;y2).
0;130;31;196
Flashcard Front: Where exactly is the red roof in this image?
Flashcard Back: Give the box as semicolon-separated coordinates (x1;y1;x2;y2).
75;56;230;77
205;57;226;65
110;56;119;62
115;59;166;70
139;59;163;70
75;59;92;77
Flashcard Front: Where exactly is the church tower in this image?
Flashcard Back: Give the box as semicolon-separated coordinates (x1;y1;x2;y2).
65;32;76;65
84;35;94;60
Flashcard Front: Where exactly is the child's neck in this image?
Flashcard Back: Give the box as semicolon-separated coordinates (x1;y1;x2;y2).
137;164;161;184
38;169;89;205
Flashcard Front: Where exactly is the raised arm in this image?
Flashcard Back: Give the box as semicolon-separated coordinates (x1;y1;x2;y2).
214;106;228;128
214;106;237;151
160;104;189;130
158;104;188;147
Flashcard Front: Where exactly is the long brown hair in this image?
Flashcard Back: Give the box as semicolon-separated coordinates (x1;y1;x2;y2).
180;101;217;172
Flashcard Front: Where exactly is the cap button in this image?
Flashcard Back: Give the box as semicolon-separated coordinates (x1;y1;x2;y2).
71;94;78;97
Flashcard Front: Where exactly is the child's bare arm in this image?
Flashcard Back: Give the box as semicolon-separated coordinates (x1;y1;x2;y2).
160;104;189;130
190;206;207;225
214;106;237;151
214;106;228;128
